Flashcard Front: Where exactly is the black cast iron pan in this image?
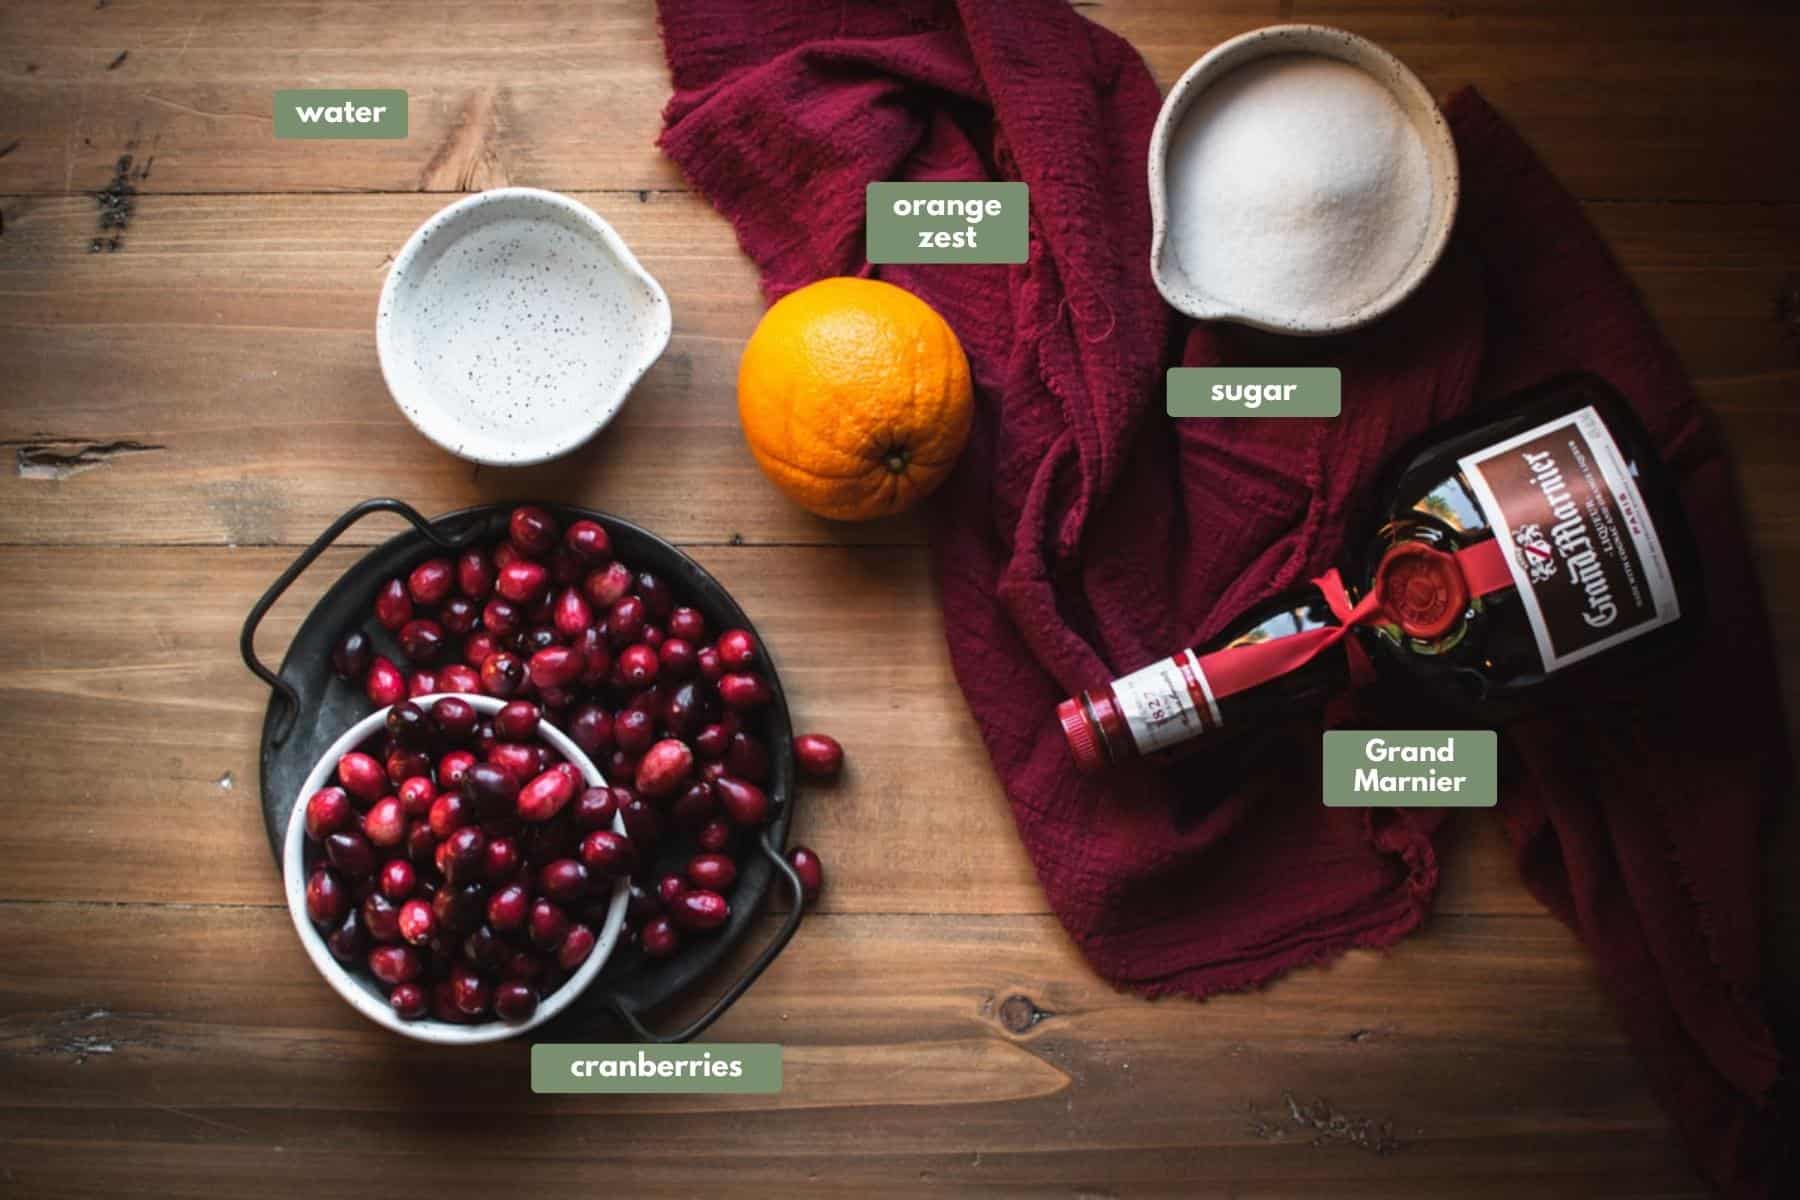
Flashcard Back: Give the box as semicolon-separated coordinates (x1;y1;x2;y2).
240;498;804;1043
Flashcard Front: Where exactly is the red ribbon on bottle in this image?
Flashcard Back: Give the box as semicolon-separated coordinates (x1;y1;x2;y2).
1197;539;1515;704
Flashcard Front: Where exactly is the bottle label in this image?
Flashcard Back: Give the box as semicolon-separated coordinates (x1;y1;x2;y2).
1113;650;1222;752
1457;404;1679;671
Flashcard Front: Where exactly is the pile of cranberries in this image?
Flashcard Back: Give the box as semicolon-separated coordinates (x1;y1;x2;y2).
312;505;836;1025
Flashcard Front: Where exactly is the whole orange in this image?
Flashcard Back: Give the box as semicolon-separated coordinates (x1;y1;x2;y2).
736;277;974;521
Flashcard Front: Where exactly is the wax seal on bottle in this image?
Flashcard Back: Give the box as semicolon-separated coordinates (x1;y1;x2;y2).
1374;542;1466;641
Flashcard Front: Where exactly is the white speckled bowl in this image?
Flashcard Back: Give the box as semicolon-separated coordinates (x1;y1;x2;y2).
284;694;628;1044
377;188;671;466
1148;25;1459;336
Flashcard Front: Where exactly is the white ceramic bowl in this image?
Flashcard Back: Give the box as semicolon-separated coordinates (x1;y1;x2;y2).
284;694;628;1044
376;187;671;466
1147;25;1459;335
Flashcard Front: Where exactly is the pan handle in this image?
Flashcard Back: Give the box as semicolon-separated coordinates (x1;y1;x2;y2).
239;497;484;746
606;831;807;1043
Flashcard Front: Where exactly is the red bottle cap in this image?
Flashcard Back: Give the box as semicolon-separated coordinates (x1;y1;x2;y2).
1057;697;1106;773
1376;542;1468;641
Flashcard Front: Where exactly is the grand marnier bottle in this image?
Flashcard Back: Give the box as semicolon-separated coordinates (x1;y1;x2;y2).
1058;374;1701;771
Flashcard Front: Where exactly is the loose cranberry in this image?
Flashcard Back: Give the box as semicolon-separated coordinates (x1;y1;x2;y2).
670;781;717;831
688;853;737;891
396;776;434;818
483;836;522;882
428;793;473;842
493;980;539;1022
365;656;406;706
793;732;846;780
695;645;724;682
369;944;422;986
657;637;698;681
547;587;588;638
437;749;477;792
578;829;635;878
636;739;694;798
672;889;730;932
304;787;353;840
457;547;495;599
486;883;530;931
337;751;386;803
605;595;646;648
718;672;772;713
386;746;432;785
715;777;770;827
692;722;732;760
584;561;633;608
657;874;688;906
619;796;661;849
480;651;526;698
363;796;407;847
614;707;656;755
788;845;825;904
306;868;349;925
374;578;413;632
640;916;680;958
439;664;481;695
496;560;549;605
668;606;706;643
427;696;474;741
379;858;416;900
462;760;521;817
508;505;559;557
493;700;540;742
449;963;493;1017
463;632;498;669
440;826;487;884
518;763;580;822
407;558;454;607
325;830;376;877
325;908;366;963
558;923;597;971
716;628;758;670
362;891;403;943
406;819;436;865
397;898;437;945
529;898;570;950
331;629;373;680
696;818;732;854
725;732;770;783
606;644;651;689
572;786;619;831
389;982;428;1020
482;598;522;638
529;645;583;689
540;858;589;904
634;571;674;620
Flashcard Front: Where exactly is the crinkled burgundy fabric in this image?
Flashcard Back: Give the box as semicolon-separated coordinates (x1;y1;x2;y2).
655;1;1788;1191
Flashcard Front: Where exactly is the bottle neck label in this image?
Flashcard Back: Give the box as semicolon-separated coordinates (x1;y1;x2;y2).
1113;649;1222;753
1456;404;1680;671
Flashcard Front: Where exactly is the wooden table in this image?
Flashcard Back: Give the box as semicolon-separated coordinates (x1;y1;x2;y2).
2;2;1796;1195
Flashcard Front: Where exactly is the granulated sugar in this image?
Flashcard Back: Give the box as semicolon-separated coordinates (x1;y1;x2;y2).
1164;54;1432;325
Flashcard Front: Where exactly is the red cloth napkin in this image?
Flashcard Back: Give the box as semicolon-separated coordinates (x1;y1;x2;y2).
656;1;1790;1191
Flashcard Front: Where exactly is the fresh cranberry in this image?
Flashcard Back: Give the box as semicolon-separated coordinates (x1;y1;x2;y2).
672;889;730;932
696;819;732;854
487;883;529;931
658;637;697;680
331;629;373;680
450;963;493;1018
793;733;845;779
547;546;581;586
698;759;728;785
503;951;544;984
614;707;656;755
567;706;613;758
366;656;406;706
406;819;436;865
386;746;432;785
428;792;473;840
669;781;717;831
397;776;435;818
725;731;770;783
687;853;737;891
480;651;526;698
440;826;486;883
431;980;467;1023
572;626;612;685
619;795;661;849
657;874;688;906
337;751;386;803
578;829;636;878
472;719;499;755
437;749;477;792
397;898;437;945
788;845;824;904
553;587;593;640
389;982;428;1020
493;700;541;742
696;645;724;682
430;696;477;740
304;787;353;840
529;645;583;689
635;739;694;798
462;760;521;817
325;908;366;964
716;628;758;670
668;606;706;643
715;776;770;827
363;796;407;847
463;632;498;668
640;916;680;958
384;700;430;748
362;891;402;943
482;598;522;638
432;882;488;935
407;558;454;607
626;881;661;924
718;672;772;712
368;945;422;986
634;571;674;620
437;663;480;695
540;858;589;904
508;505;560;558
612;643;656;688
483;836;522;883
325;830;376;877
608;748;641;782
379;858;416;900
512;625;558;657
305;868;349;925
518;763;580;822
529;898;570;950
565;519;610;561
439;594;478;636
583;561;632;608
692;722;732;760
456;547;495;599
606;595;647;648
558;923;597;971
493;540;523;570
374;578;413;632
572;786;619;831
493;980;539;1022
496;560;549;605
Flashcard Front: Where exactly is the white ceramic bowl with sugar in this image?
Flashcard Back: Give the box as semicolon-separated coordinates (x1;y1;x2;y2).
283;693;628;1044
1148;25;1459;336
377;188;671;465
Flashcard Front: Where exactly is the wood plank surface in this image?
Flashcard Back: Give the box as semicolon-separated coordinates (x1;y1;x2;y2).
2;0;1796;1196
